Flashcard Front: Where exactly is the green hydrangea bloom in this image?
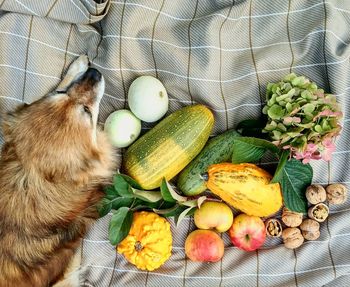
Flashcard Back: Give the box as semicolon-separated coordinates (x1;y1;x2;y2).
262;73;342;163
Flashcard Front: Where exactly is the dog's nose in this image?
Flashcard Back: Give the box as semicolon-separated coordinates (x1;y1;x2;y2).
83;68;101;83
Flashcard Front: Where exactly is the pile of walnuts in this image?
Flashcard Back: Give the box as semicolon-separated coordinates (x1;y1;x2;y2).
265;183;348;249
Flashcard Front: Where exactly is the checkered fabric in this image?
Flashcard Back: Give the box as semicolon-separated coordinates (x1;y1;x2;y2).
1;0;350;286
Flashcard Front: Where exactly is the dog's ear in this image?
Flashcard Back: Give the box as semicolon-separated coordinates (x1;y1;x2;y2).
1;112;16;140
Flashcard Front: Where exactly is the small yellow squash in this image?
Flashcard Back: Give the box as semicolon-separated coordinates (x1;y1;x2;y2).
117;211;172;271
205;163;283;217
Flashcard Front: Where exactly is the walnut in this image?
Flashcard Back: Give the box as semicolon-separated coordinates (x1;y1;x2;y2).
281;207;303;227
265;219;282;237
326;184;348;205
282;228;304;249
305;184;326;204
308;203;329;222
299;219;320;240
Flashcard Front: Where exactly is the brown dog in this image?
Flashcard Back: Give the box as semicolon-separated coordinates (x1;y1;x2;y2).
0;55;117;287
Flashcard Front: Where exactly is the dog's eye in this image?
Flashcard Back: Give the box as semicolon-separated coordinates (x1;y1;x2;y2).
56;90;66;94
83;105;92;117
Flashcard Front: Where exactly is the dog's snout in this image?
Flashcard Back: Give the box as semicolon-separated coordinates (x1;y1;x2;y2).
83;68;101;83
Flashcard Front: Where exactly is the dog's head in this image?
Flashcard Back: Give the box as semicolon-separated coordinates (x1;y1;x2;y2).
1;68;111;182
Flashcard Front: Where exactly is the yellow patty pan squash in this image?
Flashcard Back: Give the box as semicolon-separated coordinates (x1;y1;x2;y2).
117;211;172;271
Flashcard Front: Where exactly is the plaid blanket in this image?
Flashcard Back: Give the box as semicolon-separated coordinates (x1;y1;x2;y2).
1;0;350;286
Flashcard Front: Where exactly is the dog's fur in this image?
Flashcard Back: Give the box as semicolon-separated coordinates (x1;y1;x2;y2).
0;56;116;287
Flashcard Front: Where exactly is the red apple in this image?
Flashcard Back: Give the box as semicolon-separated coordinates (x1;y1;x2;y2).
185;230;224;262
228;214;266;251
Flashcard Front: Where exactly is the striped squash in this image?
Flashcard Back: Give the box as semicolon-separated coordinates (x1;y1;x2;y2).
204;163;283;217
177;129;240;196
123;105;214;190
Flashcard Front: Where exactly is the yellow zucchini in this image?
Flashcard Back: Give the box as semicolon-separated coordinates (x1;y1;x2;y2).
123;105;214;190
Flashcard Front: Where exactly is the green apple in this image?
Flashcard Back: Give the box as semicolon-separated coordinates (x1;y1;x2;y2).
194;201;234;232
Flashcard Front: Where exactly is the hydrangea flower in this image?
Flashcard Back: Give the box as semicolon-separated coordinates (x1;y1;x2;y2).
262;73;342;163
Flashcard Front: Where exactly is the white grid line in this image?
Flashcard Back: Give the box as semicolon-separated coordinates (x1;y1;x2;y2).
14;0;39;16
109;1;346;22
2;91;350;120
69;0;89;20
0;96;24;103
92;53;350;84
0;31;80;56
103;93;261;112
333;150;350;155
0;64;60;79
83;231;350;247
333;86;350;97
103;29;349;52
77;27;100;34
86;263;350;279
2;28;349;66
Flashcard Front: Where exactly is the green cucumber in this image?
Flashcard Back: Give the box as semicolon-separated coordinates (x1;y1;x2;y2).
177;129;240;196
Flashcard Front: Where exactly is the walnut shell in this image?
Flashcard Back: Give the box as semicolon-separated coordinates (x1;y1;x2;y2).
300;219;320;240
300;219;320;232
308;203;329;222
265;218;282;237
305;185;327;205
302;230;320;241
282;228;304;249
281;207;303;227
326;184;348;205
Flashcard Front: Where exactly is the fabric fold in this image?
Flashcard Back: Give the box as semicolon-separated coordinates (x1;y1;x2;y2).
0;0;111;24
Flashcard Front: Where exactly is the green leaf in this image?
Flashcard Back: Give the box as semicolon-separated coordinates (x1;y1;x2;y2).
130;198;167;211
117;172;142;189
236;119;267;138
165;205;189;218
232;137;280;163
274;159;312;213
113;174;134;198
110;197;134;210
160;178;177;203
271;150;290;183
108;207;133;245
97;198;112;217
175;206;196;227
181;199;198;208
104;186;119;198
164;180;188;202
153;204;184;217
131;188;163;202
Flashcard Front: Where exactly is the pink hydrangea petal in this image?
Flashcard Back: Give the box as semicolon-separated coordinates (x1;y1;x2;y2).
322;151;333;161
306;143;318;153
314;110;343;121
283;116;301;125
294;152;304;160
